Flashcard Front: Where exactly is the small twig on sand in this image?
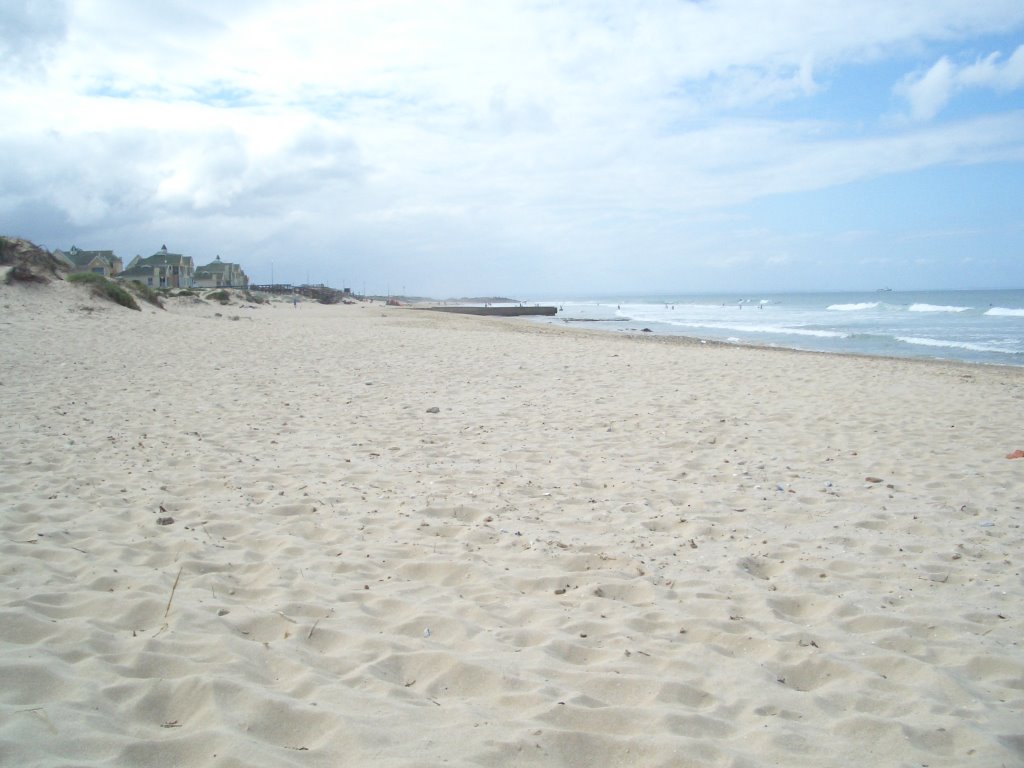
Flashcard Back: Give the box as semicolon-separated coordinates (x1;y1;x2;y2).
164;568;183;618
307;619;320;640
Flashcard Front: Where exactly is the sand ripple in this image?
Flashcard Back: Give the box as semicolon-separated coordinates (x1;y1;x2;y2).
1;284;1022;766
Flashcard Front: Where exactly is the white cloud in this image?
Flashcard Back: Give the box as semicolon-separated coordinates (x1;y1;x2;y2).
3;1;1024;292
959;44;1024;90
0;0;68;73
901;56;956;121
898;44;1024;120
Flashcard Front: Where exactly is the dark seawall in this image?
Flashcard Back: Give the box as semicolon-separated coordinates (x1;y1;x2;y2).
416;306;558;317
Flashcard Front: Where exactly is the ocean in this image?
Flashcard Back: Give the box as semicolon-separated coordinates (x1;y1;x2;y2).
530;289;1024;367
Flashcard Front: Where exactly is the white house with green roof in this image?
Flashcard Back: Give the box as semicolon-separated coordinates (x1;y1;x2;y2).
116;246;194;288
193;255;249;289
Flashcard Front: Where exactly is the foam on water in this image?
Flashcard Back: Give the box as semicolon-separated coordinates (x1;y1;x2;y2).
909;303;969;313
895;336;1017;355
986;307;1024;317
663;321;849;339
827;302;879;311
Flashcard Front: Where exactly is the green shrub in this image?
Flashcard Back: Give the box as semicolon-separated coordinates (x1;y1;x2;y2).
126;280;165;308
68;272;140;311
207;290;230;304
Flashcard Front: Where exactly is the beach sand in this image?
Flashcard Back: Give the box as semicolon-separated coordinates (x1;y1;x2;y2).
1;277;1022;767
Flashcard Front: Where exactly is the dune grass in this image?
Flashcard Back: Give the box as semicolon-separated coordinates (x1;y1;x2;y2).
4;264;50;285
126;280;164;308
67;272;140;311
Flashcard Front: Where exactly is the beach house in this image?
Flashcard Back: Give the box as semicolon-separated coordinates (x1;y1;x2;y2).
193;256;249;289
54;246;123;278
117;246;195;288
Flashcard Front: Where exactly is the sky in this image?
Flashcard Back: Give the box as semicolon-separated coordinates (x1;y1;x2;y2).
2;1;1023;298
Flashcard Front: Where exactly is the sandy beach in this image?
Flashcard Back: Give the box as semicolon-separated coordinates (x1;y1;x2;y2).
1;276;1022;767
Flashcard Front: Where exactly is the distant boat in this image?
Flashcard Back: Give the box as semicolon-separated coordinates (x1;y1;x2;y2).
876;287;893;292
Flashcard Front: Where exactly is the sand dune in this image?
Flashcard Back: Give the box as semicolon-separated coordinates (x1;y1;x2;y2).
1;276;1022;767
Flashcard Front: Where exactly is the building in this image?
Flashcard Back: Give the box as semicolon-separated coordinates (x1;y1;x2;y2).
117;245;194;288
193;256;249;289
54;246;123;277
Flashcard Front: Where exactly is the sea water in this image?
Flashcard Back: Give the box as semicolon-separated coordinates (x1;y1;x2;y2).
531;289;1024;367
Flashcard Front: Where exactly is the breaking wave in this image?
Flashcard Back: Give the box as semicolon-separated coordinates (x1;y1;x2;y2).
909;303;969;313
827;302;878;311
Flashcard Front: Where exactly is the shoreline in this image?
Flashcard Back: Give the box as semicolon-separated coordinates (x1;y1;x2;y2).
530;289;1024;368
2;280;1022;767
508;312;1024;374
